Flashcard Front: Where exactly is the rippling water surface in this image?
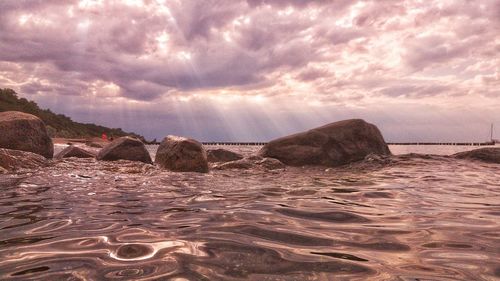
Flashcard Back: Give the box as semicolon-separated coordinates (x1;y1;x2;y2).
0;145;499;280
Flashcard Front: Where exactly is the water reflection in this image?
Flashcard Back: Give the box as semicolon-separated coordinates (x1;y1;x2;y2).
0;147;499;280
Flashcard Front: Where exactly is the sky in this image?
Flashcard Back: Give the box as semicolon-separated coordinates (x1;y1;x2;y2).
0;0;499;142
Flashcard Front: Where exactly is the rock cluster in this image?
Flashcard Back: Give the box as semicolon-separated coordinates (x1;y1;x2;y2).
1;113;425;174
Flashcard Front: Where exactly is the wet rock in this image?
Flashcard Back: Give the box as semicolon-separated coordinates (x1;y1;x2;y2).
85;141;104;148
256;158;285;170
0;111;54;158
362;153;393;166
214;158;255;170
396;153;437;160
55;145;95;159
0;148;47;172
214;157;285;171
247;155;264;161
155;135;208;173
207;148;243;163
97;137;152;164
364;153;387;162
259;119;390;167
453;147;500;164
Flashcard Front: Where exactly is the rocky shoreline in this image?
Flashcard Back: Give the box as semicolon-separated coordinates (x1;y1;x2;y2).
1;111;499;174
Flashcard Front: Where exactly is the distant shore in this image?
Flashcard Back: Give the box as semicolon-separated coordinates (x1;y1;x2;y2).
52;137;110;145
53;137;498;147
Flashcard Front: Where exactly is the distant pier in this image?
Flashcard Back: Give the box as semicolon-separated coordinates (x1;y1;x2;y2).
145;141;497;146
201;142;268;146
204;142;495;146
386;142;495;146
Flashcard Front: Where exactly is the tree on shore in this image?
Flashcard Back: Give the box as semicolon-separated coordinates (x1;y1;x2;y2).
0;88;146;141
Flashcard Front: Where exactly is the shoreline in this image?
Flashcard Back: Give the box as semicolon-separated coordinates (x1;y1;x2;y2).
52;137;110;145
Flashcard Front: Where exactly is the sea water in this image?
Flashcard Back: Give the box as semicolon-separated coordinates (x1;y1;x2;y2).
0;145;499;280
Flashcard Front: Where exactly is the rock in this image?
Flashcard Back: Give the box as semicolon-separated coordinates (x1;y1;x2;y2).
55;145;95;159
246;155;264;161
97;137;152;164
259;119;390;167
86;141;104;148
256;158;285;170
0;111;54;158
453;148;500;164
206;148;243;163
213;157;285;171
364;153;392;164
0;148;47;171
213;158;255;170
155;135;208;173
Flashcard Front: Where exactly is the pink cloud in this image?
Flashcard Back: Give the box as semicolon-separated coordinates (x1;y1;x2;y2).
0;0;499;140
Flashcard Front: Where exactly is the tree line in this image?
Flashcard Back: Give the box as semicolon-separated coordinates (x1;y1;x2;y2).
0;88;145;141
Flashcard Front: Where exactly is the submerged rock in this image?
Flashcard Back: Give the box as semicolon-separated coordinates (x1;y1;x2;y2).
214;158;255;170
256;157;286;170
155;135;208;173
0;111;54;158
213;157;285;171
55;145;95;159
0;148;47;172
246;155;264;161
259;119;390;167
453;148;500;164
207;148;243;163
97;137;152;164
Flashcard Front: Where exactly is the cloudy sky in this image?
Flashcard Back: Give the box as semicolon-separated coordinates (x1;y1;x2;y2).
1;0;499;142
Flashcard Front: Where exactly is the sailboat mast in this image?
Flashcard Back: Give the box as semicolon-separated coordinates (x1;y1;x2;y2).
491;123;494;142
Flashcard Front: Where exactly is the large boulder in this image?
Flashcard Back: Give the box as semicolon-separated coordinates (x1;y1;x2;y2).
0;148;47;172
0;111;54;158
453;147;500;164
55;145;95;159
259;119;390;166
97;136;152;164
155;135;208;173
207;148;243;163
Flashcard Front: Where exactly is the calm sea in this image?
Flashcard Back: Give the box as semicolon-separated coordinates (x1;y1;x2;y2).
0;145;498;280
